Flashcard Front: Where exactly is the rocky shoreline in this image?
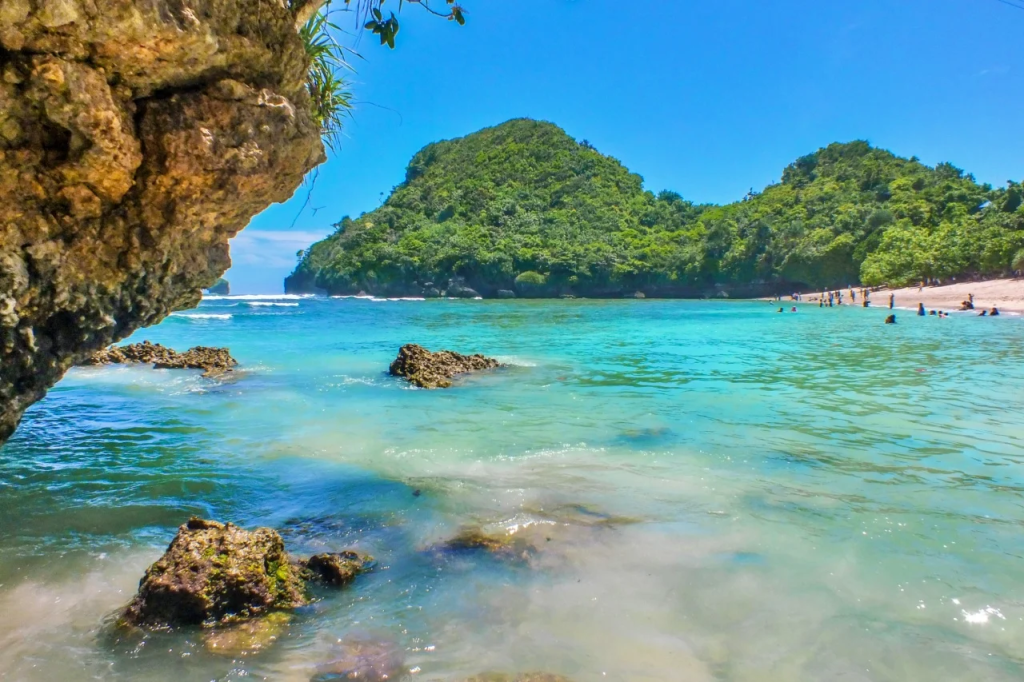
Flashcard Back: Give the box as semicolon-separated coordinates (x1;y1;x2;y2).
81;341;237;377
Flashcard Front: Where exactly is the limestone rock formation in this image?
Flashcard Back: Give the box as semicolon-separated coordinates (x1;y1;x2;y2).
83;340;237;376
389;343;501;389
122;517;308;628
0;0;326;444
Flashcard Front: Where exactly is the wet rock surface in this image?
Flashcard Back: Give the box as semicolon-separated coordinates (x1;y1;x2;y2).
122;518;307;628
122;517;374;632
300;551;375;587
203;611;293;657
83;341;237;376
434;526;539;562
389;344;501;389
0;0;326;445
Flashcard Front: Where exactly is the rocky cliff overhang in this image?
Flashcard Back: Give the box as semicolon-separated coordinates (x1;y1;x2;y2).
0;0;326;443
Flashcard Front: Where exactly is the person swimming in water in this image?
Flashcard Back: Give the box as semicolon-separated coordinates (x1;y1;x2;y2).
884;314;896;324
991;307;1000;316
918;303;926;316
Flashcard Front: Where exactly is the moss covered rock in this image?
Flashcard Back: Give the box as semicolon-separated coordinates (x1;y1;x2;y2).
122;518;307;628
203;611;292;657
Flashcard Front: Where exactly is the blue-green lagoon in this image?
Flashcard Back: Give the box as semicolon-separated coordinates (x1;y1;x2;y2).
2;297;1024;681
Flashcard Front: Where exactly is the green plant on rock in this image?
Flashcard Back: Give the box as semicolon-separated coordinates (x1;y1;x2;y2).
299;11;353;151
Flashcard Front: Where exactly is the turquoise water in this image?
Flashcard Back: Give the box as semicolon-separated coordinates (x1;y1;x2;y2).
2;297;1024;681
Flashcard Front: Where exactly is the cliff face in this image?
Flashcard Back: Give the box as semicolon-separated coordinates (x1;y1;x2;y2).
0;0;326;443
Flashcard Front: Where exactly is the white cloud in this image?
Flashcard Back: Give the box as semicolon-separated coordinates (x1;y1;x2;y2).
228;229;332;269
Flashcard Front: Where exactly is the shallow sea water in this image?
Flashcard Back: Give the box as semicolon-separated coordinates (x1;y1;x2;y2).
2;297;1024;681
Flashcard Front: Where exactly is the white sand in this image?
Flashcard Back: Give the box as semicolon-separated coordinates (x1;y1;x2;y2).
797;279;1024;314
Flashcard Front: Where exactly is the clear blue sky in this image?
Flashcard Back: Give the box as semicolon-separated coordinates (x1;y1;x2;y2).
226;0;1024;293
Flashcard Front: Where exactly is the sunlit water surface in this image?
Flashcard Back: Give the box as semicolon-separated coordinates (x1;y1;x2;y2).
2;297;1024;681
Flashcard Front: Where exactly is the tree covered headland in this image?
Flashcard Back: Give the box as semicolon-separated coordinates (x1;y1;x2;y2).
286;119;1024;298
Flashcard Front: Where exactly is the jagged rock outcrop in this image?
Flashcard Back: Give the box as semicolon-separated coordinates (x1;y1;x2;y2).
122;517;374;629
388;343;501;389
122;517;308;628
83;340;238;376
0;0;326;444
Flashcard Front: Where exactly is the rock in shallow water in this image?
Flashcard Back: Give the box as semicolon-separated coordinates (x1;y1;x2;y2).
432;526;539;562
388;344;501;389
203;611;292;657
83;341;237;377
301;551;375;587
122;518;306;628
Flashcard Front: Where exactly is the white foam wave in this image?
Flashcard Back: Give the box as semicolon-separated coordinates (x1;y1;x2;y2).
246;302;299;307
495;356;537;367
330;295;426;302
172;313;232;320
202;294;311;301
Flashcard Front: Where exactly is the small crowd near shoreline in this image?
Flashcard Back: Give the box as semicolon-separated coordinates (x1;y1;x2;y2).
772;288;1000;321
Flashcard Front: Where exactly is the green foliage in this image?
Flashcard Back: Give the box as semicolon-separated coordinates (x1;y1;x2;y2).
346;0;466;48
288;119;1024;296
515;271;547;286
299;12;353;150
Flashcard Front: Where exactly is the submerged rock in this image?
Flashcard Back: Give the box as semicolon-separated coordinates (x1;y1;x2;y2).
311;634;405;682
83;341;237;376
203;611;292;657
122;518;307;628
433;526;538;562
389;344;501;389
300;551;375;587
463;674;576;682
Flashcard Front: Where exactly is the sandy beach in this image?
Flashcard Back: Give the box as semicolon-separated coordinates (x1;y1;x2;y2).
794;278;1024;314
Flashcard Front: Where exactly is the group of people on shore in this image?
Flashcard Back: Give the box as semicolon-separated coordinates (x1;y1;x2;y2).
813;287;879;309
780;288;1002;321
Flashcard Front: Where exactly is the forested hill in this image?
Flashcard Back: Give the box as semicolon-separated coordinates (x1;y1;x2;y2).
285;119;1024;298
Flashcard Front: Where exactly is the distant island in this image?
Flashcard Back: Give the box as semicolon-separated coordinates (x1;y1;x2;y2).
206;278;230;295
286;119;1024;299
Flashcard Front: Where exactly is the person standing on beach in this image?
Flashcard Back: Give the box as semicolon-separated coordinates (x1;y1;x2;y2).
851;289;856;303
889;293;895;309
